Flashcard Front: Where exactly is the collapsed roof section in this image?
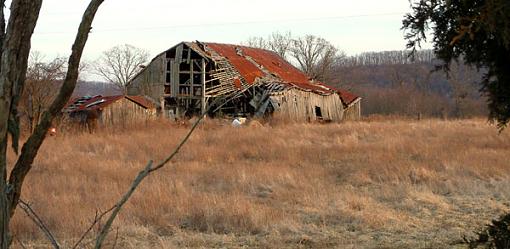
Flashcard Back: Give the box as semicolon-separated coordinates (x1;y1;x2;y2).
154;41;360;107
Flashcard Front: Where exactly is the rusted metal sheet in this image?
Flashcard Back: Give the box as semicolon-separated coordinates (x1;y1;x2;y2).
125;95;157;109
203;43;359;106
126;41;360;120
64;95;156;113
206;43;265;84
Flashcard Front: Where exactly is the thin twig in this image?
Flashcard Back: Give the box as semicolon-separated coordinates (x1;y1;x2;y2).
14;236;28;249
94;87;257;248
94;161;153;249
71;206;116;249
150;85;256;173
111;227;119;249
18;199;60;249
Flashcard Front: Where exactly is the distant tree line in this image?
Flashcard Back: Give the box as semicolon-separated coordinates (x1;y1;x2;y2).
244;32;487;119
244;32;343;83
338;49;436;67
18;35;488;128
333;51;487;119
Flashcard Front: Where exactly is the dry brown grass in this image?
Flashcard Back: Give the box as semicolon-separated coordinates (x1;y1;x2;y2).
6;118;510;248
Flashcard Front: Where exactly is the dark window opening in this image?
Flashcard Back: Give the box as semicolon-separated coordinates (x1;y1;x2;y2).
179;74;191;85
179;62;190;71
166;73;171;83
166;50;175;59
164;85;171;94
193;74;202;85
315;106;323;119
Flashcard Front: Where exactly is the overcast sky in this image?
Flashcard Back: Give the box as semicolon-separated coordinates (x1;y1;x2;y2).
27;0;429;78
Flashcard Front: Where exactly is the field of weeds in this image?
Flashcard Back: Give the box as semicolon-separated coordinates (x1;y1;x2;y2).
7;118;510;248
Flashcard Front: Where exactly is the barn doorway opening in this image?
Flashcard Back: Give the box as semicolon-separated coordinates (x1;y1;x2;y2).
315;106;323;120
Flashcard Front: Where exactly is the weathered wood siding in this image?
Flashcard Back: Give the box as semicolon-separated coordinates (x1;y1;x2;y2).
99;98;156;127
343;99;361;121
270;88;345;122
127;54;166;101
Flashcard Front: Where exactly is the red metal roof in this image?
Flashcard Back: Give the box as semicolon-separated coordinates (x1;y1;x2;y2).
204;43;360;105
65;95;156;112
206;43;265;84
125;95;157;109
332;88;359;105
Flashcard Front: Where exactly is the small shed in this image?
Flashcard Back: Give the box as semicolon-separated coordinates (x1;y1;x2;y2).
63;95;158;130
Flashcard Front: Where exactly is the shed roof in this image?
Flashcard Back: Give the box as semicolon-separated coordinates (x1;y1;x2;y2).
64;95;156;113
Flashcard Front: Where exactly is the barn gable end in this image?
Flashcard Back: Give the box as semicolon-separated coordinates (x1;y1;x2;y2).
128;41;361;122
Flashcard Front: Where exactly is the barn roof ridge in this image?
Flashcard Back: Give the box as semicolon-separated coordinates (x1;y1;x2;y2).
64;95;156;112
131;41;360;106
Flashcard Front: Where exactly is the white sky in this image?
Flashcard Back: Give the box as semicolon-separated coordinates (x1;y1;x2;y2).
25;0;429;79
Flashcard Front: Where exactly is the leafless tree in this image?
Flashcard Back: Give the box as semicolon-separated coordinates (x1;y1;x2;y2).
21;52;66;132
245;31;293;60
0;0;105;248
290;35;340;82
447;60;481;118
94;44;149;94
245;32;342;82
266;31;293;59
244;36;268;50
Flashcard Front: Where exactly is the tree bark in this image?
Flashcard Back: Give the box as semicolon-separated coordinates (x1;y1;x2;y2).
7;0;105;218
0;1;43;247
0;0;104;247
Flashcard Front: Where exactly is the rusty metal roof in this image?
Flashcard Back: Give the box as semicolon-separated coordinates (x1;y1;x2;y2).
125;95;157;109
64;95;156;113
131;41;360;106
203;42;360;105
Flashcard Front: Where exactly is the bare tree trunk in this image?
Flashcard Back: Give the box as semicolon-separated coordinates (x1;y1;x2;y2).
0;0;5;243
0;1;43;247
7;0;105;218
0;0;104;247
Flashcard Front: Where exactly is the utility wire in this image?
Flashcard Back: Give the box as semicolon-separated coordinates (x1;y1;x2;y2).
34;12;405;35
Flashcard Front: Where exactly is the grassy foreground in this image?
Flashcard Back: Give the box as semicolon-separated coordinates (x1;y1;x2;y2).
7;118;510;248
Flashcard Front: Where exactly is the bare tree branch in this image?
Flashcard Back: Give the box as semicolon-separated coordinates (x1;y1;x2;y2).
111;227;119;249
94;44;149;94
244;33;340;82
71;206;116;249
94;89;246;248
290;35;339;82
13;236;27;249
0;1;44;247
7;0;105;218
94;160;153;249
18;199;59;249
244;31;292;59
0;0;6;57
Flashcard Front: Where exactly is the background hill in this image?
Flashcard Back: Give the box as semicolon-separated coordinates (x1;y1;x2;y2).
331;50;487;118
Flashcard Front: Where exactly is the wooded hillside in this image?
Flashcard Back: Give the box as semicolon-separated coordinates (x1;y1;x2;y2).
332;50;487;118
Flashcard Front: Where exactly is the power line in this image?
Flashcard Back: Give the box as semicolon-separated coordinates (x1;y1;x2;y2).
34;12;406;35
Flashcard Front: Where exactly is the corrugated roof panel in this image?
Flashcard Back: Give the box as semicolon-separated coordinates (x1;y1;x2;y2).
64;95;156;112
126;95;157;109
206;43;265;84
203;42;360;105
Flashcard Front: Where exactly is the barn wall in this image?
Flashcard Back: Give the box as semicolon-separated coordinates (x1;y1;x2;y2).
270;89;345;122
343;99;361;121
127;53;166;102
99;99;156;127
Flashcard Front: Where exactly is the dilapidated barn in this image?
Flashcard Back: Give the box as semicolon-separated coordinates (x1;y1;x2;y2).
64;95;158;130
127;41;360;122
